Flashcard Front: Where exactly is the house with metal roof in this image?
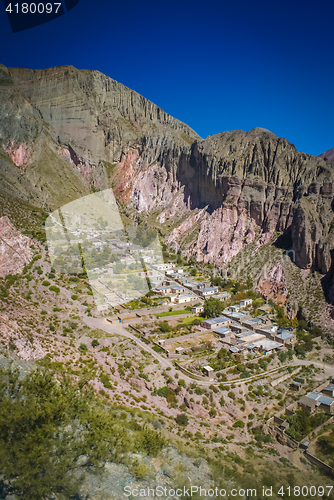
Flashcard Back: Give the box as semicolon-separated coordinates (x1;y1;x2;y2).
201;316;230;329
276;331;296;345
241;317;264;330
322;384;334;398
239;298;252;308
173;293;195;304
214;327;232;338
251;339;284;353
195;286;219;297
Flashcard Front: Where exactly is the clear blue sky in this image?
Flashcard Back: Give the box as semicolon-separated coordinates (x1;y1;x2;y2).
1;0;333;156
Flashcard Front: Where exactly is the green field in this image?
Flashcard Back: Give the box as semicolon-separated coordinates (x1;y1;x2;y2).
156;309;190;317
177;315;203;325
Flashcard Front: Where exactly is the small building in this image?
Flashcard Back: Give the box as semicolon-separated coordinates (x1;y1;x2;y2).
297;392;334;413
191;305;204;314
251;338;284;353
317;395;334;414
196;282;210;289
276;331;296;346
152;263;175;271
280;421;289;431
300;441;310;450
154;286;173;295
230;313;252;323
203;365;214;380
175;347;184;354
214;327;232;338
229;323;249;334
239;298;252;308
195;286;219;297
242;317;264;330
321;384;334;398
174;293;195;304
298;395;318;413
228;304;241;313
170;285;186;295
201;316;230;330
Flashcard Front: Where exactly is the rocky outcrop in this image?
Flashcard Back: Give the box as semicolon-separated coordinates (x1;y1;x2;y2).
320;147;334;166
257;263;288;305
0;216;32;277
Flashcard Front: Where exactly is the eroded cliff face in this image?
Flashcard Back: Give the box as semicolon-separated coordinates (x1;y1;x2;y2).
1;64;334;295
0;216;32;277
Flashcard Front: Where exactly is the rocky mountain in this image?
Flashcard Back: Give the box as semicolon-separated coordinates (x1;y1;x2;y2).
320;147;334;166
1;63;334;326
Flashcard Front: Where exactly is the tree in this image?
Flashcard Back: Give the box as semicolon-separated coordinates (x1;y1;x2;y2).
203;297;223;318
159;321;171;333
246;275;253;289
175;414;188;426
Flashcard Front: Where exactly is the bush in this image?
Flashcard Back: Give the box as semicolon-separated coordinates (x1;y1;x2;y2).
49;286;60;294
99;373;113;389
42;281;50;286
195;387;204;396
71;295;78;301
159;321;171;333
175;414;188;426
91;340;99;348
233;420;245;428
219;397;225;406
228;391;235;400
79;343;87;352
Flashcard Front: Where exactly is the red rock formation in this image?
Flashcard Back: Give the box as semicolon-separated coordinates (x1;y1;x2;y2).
257;263;288;305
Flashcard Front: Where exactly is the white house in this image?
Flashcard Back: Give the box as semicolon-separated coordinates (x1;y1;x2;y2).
174;293;195;304
239;298;252;308
191;305;204;314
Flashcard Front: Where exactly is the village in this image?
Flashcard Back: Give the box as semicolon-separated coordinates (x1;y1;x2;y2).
100;261;297;380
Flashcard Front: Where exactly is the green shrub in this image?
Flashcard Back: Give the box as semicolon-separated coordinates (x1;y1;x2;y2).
91;340;99;348
71;295;78;301
99;373;113;390
79;343;87;352
195;387;204;396
175;414;188;426
49;286;60;294
42;281;50;286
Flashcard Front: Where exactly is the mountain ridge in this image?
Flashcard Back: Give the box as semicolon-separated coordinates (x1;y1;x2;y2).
1;63;334;327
